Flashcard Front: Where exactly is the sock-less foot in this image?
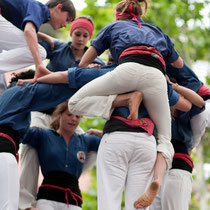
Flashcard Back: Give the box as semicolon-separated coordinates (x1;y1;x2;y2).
127;91;143;120
134;180;160;209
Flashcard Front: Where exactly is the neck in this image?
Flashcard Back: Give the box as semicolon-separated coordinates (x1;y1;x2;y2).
72;46;85;61
57;128;74;145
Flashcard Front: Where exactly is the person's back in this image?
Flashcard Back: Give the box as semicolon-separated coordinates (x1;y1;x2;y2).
93;18;177;64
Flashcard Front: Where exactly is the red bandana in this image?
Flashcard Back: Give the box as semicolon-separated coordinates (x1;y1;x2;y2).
115;3;142;28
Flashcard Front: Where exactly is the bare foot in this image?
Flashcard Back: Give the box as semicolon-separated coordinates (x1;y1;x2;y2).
134;180;160;209
127;91;143;120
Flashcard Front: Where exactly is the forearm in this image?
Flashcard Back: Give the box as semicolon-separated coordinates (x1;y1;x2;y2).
24;22;43;67
173;83;204;108
37;71;69;84
79;46;98;67
37;32;55;42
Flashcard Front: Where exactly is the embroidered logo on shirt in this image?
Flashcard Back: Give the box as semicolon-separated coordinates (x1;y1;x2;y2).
77;151;86;163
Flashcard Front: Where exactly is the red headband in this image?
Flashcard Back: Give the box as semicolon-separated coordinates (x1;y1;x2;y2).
70;18;94;38
115;3;141;28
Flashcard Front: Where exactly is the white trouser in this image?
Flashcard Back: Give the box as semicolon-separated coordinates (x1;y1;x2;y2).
191;99;210;148
68;62;173;168
150;169;192;210
0;153;19;210
0;15;46;77
19;145;39;210
36;199;82;210
97;132;157;210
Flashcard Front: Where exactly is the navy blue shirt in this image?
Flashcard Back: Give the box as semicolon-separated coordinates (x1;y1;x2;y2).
172;105;205;151
91;18;179;64
22;128;101;179
166;62;202;92
39;41;105;72
0;0;50;31
0;83;78;138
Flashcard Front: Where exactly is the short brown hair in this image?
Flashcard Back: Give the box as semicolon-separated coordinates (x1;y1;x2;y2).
50;101;68;130
46;0;76;21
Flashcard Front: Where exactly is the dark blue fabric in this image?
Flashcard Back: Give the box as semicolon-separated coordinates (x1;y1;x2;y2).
166;62;202;92
91;18;179;64
168;82;180;106
1;0;50;31
22;128;100;179
0;83;78;138
172;105;205;151
39;41;105;72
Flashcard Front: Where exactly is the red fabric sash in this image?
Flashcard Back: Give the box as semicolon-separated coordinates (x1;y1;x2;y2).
0;132;19;162
173;153;194;168
39;184;83;207
112;116;154;136
119;45;166;70
198;84;210;97
115;3;142;28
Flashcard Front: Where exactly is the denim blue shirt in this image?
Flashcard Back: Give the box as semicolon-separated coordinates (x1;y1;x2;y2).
1;0;50;31
22;128;100;179
39;41;105;72
0;83;78;138
91;18;179;64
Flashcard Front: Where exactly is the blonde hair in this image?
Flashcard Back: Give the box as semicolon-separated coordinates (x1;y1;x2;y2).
50;101;68;130
115;0;151;17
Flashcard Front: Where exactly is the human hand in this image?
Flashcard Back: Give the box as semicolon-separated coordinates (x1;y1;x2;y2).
86;129;103;137
46;36;55;50
16;79;34;86
87;63;102;69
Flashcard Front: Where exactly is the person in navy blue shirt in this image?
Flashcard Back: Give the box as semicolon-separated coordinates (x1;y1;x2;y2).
150;81;205;210
22;101;102;210
67;0;184;185
39;16;104;72
0;0;76;94
166;62;210;148
0;77;79;209
19;15;104;209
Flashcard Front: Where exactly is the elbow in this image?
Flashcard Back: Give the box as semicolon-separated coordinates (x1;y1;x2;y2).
182;101;192;112
197;100;205;109
184;102;192;112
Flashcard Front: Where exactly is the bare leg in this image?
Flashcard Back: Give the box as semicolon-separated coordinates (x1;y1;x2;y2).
112;90;143;120
134;153;167;208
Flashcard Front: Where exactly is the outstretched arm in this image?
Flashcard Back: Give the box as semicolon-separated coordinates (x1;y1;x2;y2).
36;71;69;84
24;22;51;80
172;83;204;108
17;71;69;85
79;46;98;67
